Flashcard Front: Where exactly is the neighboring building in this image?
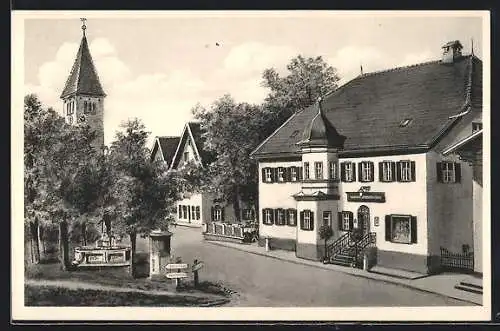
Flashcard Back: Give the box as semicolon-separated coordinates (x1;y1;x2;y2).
150;136;181;166
442;116;483;275
250;40;482;275
151;122;254;227
60;21;106;150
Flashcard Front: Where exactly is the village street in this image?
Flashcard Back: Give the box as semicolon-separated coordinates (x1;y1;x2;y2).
138;226;467;307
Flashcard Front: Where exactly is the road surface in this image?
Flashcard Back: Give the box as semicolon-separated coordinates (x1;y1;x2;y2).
137;226;468;307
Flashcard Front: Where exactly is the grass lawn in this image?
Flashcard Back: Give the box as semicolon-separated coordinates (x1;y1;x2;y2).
25;252;235;299
25;284;229;307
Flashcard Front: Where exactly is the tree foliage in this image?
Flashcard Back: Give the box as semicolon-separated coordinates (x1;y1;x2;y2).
261;55;340;136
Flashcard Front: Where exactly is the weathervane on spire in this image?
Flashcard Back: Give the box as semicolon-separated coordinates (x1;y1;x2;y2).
80;18;87;36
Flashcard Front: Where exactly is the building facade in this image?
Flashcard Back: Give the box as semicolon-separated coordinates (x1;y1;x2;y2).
150;122;254;227
251;41;482;274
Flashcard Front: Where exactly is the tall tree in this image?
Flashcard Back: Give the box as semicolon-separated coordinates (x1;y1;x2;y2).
191;95;265;222
24;94;99;269
107;118;182;277
261;55;340;136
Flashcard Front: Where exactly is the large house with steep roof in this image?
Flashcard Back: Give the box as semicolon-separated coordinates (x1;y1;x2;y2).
250;40;483;275
151;121;254;227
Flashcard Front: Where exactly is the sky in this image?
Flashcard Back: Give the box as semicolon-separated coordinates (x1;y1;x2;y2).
23;12;485;147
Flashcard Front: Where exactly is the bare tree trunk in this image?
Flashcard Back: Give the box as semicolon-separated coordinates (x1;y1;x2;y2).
59;219;70;271
38;223;46;260
233;186;241;223
29;219;40;264
129;231;137;278
81;221;87;246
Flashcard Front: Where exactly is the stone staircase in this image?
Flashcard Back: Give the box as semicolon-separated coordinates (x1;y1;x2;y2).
454;279;483;295
326;232;376;268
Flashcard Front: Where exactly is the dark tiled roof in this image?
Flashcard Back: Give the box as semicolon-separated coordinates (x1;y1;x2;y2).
252;55;482;158
152;136;180;163
60;35;106;99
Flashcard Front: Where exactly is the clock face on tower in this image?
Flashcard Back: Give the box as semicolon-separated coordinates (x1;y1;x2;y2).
78;115;86;123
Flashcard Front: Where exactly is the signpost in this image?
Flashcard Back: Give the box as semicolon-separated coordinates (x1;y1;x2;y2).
166;272;188;279
165;263;188;270
165;261;189;288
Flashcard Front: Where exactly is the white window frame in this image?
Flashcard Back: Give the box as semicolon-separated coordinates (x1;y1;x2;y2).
303;210;312;230
314;162;323;179
276;209;285;225
382;161;393;182
345;162;354;182
342;213;351;231
329;161;338;180
288;210;296;226
265;209;272;224
323;211;332;227
304;162;310;179
442;161;456;183
277;167;285;182
361;161;372;182
290;167;298;181
400;161;412;182
213;208;222;222
265;168;272;182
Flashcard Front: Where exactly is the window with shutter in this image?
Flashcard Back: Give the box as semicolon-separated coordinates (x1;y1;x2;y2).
301;210;314;231
341;212;352;231
359;161;374;182
342;162;355;182
275;209;285;225
182;205;188;219
388;214;413;244
322;211;332;227
440;161;460;183
397;161;412;182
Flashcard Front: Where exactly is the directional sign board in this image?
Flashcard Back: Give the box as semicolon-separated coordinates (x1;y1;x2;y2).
166;272;188;279
165;263;188;270
192;262;204;272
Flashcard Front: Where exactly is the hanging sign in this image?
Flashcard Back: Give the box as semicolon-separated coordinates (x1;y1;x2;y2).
346;191;386;203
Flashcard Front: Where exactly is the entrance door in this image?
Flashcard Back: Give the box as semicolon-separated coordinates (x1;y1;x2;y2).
357;205;370;235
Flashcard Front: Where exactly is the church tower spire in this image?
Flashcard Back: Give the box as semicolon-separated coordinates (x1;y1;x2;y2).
60;18;106;149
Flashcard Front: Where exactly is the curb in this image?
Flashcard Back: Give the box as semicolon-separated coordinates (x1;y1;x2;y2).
205;240;481;306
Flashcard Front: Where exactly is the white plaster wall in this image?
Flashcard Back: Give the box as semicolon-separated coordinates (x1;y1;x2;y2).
339;153;429;256
473;179;482;272
426;151;473;255
178;137;199;166
259;160;301;240
176;192;203;225
296;200;339;245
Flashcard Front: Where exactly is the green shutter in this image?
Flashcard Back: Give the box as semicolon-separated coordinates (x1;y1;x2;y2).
411;216;417;243
378;162;384;182
338;212;343;231
385;215;391;241
436;162;443;183
410;161;416;182
351;163;356;182
358;162;363;182
369;161;375;182
262;209;266;225
300;211;304;229
455;163;461;183
299;167;303;180
310;211;314;231
396;162;402;182
261;168;266;183
340;163;346;182
348;212;354;231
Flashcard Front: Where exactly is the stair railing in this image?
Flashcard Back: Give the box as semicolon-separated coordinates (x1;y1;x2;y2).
326;232;351;259
354;232;376;266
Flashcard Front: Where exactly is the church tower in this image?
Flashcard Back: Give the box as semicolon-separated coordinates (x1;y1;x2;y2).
60;18;106;149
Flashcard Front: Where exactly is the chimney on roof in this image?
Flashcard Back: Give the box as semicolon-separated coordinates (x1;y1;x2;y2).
441;40;463;64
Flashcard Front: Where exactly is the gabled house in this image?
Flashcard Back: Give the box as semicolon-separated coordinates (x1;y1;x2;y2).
250;40;483;275
152;122;253;227
150;136;180;166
